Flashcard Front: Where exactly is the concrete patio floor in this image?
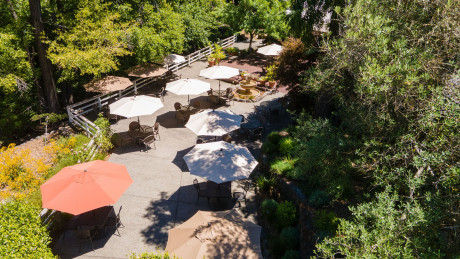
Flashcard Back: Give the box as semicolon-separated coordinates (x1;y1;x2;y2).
53;40;291;258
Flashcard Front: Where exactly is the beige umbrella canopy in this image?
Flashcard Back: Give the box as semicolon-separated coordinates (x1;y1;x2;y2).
84;76;132;93
166;210;262;259
126;63;168;78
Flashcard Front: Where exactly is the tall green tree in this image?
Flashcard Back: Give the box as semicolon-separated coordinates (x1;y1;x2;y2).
291;0;460;256
29;0;60;112
224;0;290;49
47;0;132;79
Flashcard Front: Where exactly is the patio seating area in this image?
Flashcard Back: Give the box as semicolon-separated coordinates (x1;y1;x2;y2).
53;40;291;258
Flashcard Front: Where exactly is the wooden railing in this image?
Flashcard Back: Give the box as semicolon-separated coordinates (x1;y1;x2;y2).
166;35;237;72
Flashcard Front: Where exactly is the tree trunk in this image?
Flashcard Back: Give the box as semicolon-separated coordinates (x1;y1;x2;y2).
5;0;18;20
249;32;254;50
29;0;60;113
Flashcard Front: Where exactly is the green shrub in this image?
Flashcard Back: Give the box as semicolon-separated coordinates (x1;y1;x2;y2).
262;132;282;155
268;235;285;257
279;137;296;155
0;200;54;258
280;227;300;250
271;157;296;175
255;175;277;192
94;113;113;152
262;199;278;222
130;251;178;258
314;210;339;234
276;201;297;228
308;189;330;208
282;250;300;259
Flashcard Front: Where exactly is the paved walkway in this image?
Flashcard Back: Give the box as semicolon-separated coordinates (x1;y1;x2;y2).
53;40;291;258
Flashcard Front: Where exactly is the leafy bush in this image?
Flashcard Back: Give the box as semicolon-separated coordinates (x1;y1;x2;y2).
279;137;296;156
308;189;330;208
0;144;51;199
225;47;239;53
255;175;277;193
276;201;297;229
94;113;113;152
262;132;282;155
130;251;178;258
268;235;285;257
282;249;300;259
261;199;278;222
280;227;300;250
314;210;339;234
0;200;54;258
270;157;296;175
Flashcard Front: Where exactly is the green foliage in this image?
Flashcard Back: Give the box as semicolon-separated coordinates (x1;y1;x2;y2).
129;250;179;258
268;235;285;257
47;0;132;78
262;131;282;155
94;113;113;152
0;200;54;258
279;137;296;156
132;3;185;63
225;47;239;53
308;189;330;208
280;227;300;250
270;157;296;176
282;250;300;259
276;201;297;229
210;43;226;63
255;175;277;192
265;63;278;81
223;0;289;47
261;198;278;221
314;210;339;234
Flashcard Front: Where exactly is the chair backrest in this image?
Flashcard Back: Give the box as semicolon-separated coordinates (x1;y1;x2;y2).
129;121;140;131
143;135;156;144
225;87;232;96
222;134;232;143
196;139;204;144
76;229;91;240
207;89;213;96
193;179;200;192
117;206;122;220
159;87;165;96
239;114;246;122
253;127;263;136
153;122;160;132
174;102;182;111
192;101;201;109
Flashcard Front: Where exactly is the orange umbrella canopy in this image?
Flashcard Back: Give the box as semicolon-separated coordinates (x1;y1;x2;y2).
40;160;133;215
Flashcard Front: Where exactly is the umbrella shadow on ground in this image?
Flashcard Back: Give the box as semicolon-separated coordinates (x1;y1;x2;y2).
141;186;224;248
172;146;193;172
156;111;184;129
53;226;117;258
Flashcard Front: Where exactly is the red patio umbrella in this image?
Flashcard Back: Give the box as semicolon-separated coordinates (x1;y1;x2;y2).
40;160;133;215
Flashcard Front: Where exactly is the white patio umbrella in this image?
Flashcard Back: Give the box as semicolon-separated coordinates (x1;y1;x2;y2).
184;141;258;183
185;109;241;137
109;95;163;122
164;54;186;65
166;79;211;103
199;65;240;91
166;210;262;259
257;44;283;56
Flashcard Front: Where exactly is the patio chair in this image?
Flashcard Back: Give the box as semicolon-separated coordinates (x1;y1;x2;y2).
174;102;182;111
193;179;210;206
129;121;141;131
248;127;263;140
233;181;251;208
105;206;124;237
155;86;165;101
105;109;119;124
152;122;160;140
139;134;156;151
75;226;97;252
209;95;220;108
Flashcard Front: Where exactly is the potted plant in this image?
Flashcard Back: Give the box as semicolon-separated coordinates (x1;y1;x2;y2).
208;55;216;67
258;76;267;86
226;47;239;56
213;43;226;64
265;64;278;88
